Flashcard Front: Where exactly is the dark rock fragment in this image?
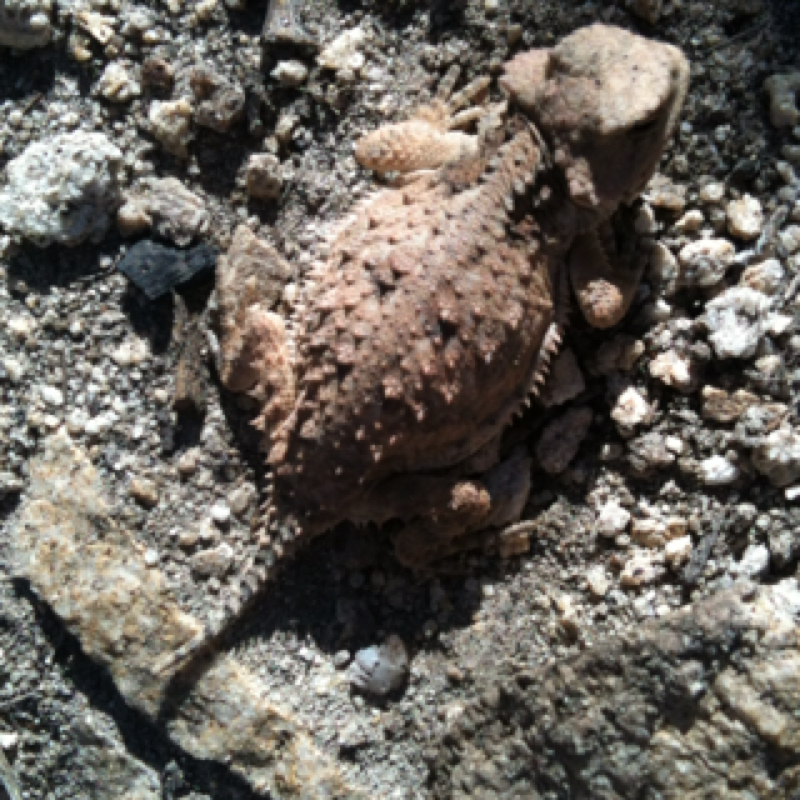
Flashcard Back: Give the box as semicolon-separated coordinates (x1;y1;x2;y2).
117;240;217;299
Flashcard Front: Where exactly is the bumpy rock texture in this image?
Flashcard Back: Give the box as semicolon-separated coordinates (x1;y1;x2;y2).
429;581;800;799
0;131;123;246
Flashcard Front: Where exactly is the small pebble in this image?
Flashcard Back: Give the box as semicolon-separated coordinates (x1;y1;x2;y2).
129;477;159;508
348;635;409;697
271;60;309;86
596;500;631;537
210;502;231;525
726;194;763;240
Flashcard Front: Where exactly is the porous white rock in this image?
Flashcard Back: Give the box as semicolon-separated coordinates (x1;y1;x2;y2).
0;0;52;49
118;177;209;246
0;132;123;247
677;239;735;288
752;426;800;487
703;287;771;359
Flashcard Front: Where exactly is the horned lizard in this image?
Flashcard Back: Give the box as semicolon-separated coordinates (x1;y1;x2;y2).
9;23;690;794
216;24;688;566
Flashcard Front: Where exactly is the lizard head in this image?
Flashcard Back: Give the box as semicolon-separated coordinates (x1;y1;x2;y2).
501;23;689;223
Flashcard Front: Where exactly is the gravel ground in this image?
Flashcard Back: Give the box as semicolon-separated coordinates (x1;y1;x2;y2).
1;1;800;798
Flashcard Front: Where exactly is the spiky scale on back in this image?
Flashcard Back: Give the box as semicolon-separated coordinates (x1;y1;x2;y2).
271;127;550;523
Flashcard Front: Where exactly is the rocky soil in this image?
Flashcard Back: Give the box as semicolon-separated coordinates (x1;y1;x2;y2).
1;0;800;798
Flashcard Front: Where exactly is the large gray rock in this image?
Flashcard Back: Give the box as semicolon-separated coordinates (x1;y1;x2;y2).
430;581;800;799
12;431;360;798
0;131;123;246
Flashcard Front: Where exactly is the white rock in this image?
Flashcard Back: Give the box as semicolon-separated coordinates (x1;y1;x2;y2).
210;502;231;526
726;194;763;240
752;426;800;487
121;177;209;247
271;60;308;86
348;635;408;696
111;337;149;367
40;385;64;407
664;535;692;568
649;350;696;392
84;412;117;437
585;566;610;598
631;517;667;548
677;239;735;288
764;313;793;337
0;730;18;750
699;181;725;204
2;356;25;383
611;386;653;433
318;27;366;74
0;132;123;247
673;209;704;233
7;314;36;339
732;543;770;579
779;224;800;254
703;287;771;359
664;436;684;455
596;500;631;538
699;455;740;486
66;409;89;435
0;0;52;49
